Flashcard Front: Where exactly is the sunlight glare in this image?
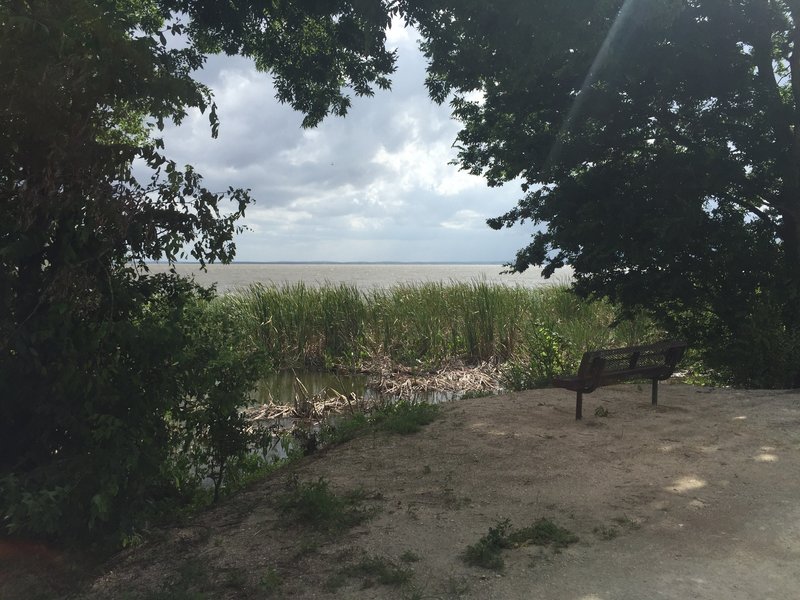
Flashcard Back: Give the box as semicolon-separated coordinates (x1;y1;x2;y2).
667;476;707;493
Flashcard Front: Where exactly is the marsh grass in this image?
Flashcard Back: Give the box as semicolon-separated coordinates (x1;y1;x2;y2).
217;281;661;385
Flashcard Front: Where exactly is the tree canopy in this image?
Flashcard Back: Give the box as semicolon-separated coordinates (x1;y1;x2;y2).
408;0;800;386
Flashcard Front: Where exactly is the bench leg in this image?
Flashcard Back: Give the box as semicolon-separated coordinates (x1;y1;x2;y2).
651;378;658;406
576;390;583;420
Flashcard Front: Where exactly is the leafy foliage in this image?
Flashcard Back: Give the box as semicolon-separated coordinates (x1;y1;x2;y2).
407;0;800;387
0;0;408;540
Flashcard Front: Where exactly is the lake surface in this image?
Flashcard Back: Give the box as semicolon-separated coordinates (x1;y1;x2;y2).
144;263;572;292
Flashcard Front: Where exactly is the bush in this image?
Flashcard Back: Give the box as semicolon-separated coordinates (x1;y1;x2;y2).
501;322;573;391
1;274;268;541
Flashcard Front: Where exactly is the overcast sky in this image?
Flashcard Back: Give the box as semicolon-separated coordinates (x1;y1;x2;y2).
161;23;535;264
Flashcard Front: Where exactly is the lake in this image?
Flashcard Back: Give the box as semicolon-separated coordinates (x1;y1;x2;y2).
144;262;573;292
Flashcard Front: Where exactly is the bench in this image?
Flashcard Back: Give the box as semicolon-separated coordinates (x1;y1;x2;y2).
552;340;687;420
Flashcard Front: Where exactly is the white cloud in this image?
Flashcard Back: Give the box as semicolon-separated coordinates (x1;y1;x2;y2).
155;27;535;263
440;209;484;230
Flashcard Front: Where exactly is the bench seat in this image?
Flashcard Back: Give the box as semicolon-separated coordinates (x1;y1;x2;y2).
552;340;687;419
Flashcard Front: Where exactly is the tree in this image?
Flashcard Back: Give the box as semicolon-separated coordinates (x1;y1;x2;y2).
0;0;402;537
406;0;800;386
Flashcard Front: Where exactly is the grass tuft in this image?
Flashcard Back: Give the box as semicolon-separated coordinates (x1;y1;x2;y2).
462;517;578;570
461;519;512;570
508;517;580;549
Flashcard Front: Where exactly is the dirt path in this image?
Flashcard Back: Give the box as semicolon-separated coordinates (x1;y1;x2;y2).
10;383;800;599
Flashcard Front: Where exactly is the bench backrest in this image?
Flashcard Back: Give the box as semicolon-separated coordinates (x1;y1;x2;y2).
576;340;687;381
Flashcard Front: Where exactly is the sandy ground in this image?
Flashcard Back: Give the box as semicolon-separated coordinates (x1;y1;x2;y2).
5;382;800;599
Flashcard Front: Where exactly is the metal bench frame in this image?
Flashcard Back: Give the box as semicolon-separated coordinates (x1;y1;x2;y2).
552;340;687;420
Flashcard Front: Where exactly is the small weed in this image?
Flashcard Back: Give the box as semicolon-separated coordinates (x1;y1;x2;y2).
593;525;619;540
443;575;471;598
441;488;470;510
278;476;374;532
222;568;248;589
402;584;425;600
293;538;319;559
508;518;579;549
258;567;282;596
594;405;609;417
323;572;348;593
611;515;641;530
422;464;432;475
461;519;512;570
399;550;420;563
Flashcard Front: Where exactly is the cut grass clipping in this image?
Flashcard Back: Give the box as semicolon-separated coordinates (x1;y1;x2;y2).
462;518;578;570
278;476;374;532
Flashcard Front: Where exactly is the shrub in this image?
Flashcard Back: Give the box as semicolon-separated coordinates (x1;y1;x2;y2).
1;275;268;541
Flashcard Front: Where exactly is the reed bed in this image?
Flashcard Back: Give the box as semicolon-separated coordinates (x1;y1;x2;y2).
215;281;662;377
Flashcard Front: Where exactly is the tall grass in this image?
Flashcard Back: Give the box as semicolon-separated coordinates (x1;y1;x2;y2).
215;281;662;373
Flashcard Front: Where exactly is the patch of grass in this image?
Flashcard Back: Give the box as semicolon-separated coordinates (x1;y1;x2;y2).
611;515;641;530
319;412;370;446
318;402;438;449
460;389;494;399
222;568;248;590
461;519;512;570
277;476;374;532
258;567;282;597
344;555;413;588
443;575;471;598
508;518;580;549
593;525;619;540
292;538;319;560
137;558;212;600
441;488;471;510
224;282;661;371
462;517;579;571
594;405;609;417
399;550;420;563
373;401;439;434
322;572;348;593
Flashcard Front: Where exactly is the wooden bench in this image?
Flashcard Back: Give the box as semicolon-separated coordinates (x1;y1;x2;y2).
552;340;687;420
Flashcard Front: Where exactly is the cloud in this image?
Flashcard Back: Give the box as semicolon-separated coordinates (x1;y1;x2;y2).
157;26;532;263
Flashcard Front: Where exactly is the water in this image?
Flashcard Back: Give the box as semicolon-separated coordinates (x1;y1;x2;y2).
144;262;572;293
253;369;457;407
250;369;460;463
253;370;369;404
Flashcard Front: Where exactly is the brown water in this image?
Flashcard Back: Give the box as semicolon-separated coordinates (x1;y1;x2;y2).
144;262;572;293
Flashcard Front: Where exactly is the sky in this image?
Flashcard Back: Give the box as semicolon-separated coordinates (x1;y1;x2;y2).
159;23;536;264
